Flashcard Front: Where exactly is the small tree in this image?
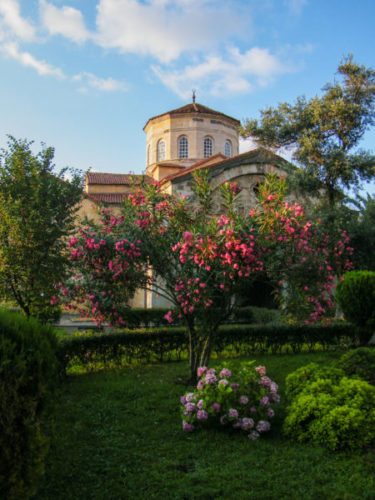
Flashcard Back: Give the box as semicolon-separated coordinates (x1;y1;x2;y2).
57;173;353;382
0;136;83;321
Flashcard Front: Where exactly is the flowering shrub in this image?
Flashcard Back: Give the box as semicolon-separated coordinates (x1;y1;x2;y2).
180;362;280;439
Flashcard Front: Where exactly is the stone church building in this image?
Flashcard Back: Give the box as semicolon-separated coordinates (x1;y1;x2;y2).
78;100;293;307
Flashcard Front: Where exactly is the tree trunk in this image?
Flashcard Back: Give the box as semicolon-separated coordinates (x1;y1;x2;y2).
187;324;217;384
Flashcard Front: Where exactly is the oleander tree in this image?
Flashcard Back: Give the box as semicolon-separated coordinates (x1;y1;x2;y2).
56;172;353;382
0;136;83;322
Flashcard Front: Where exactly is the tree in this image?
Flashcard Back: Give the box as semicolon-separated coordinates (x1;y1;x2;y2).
240;55;375;209
57;173;352;382
346;193;375;270
0;136;83;321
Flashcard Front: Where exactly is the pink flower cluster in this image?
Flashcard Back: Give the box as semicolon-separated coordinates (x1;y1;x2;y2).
181;363;280;440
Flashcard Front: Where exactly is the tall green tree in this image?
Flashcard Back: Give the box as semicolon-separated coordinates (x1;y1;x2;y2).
0;136;83;321
240;55;375;208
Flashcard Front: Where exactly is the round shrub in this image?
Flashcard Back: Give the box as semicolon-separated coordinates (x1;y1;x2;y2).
285;362;344;400
0;309;59;499
338;347;375;385
335;271;375;343
284;370;375;450
180;362;280;440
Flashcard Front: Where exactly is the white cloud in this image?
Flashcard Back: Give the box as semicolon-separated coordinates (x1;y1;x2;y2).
0;0;35;41
94;0;248;63
152;47;291;98
39;0;90;43
73;72;127;92
284;0;307;15
1;41;65;78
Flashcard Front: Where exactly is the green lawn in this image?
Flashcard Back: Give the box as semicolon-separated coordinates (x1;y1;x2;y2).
35;352;375;500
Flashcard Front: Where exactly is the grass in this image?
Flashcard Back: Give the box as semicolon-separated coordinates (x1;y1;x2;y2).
35;351;375;500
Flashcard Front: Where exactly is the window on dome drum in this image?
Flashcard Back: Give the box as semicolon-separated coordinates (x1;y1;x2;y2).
178;136;188;159
204;137;213;158
225;140;232;157
157;140;166;162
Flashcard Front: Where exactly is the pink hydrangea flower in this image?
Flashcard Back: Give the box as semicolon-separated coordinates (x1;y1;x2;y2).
197;380;205;390
239;395;249;405
212;402;221;412
270;382;278;393
197;410;208;421
266;408;275;418
185;402;195;413
255;366;266;376
231;383;240;390
180;396;187;405
271;393;280;403
205;373;217;384
256;420;271;433
185;393;194;402
219;379;228;387
260;376;272;387
219;368;232;378
241;418;254;431
249;430;260;440
228;408;239;419
197;366;207;378
182;420;194;432
250;407;257;414
260;396;270;407
197;399;204;409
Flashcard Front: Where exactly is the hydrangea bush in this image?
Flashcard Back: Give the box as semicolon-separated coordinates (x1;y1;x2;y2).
181;362;280;439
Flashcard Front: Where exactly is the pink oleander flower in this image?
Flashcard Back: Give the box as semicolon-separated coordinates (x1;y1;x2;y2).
249;430;260;440
197;410;208;421
241;418;254;431
256;420;271;433
228;408;239;419
239;395;249;405
182;420;194;432
197;366;207;378
212;403;221;412
219;379;229;387
255;366;266;376
231;383;240;390
219;368;232;378
266;408;275;418
164;311;173;323
197;399;204;409
260;396;270;407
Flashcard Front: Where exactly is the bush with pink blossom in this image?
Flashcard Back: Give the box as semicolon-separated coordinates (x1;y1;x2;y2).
180;362;280;439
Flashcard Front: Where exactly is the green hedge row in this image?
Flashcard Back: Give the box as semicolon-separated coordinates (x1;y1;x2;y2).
58;322;359;370
118;306;281;328
0;310;59;499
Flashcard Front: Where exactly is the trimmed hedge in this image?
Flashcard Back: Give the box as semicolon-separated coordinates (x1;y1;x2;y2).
0;310;59;499
337;347;375;385
58;323;359;370
119;306;281;328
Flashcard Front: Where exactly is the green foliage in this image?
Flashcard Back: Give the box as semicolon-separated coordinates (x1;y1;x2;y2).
347;194;375;270
335;270;375;343
338;347;375;385
58;323;357;372
0;136;83;322
285;362;344;400
0;309;59;499
284;375;375;450
240;55;375;207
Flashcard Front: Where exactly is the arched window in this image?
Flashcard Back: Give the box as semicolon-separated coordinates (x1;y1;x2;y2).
225;140;232;157
204;137;213;158
157;139;166;162
178;136;188;159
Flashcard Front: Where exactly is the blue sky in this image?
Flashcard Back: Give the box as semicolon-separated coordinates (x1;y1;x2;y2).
0;0;374;194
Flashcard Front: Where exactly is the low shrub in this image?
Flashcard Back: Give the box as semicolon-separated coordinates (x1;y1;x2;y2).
335;271;375;343
0;309;59;499
180;362;280;439
284;365;375;450
337;347;375;385
285;363;345;400
58;323;358;371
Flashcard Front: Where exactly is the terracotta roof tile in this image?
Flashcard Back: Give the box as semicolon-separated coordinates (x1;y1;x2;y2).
86;172;151;185
144;102;240;130
88;193;130;204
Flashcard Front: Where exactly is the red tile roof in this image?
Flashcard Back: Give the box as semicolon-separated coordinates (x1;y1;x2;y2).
86;172;151;185
144;102;240;130
87;192;129;204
